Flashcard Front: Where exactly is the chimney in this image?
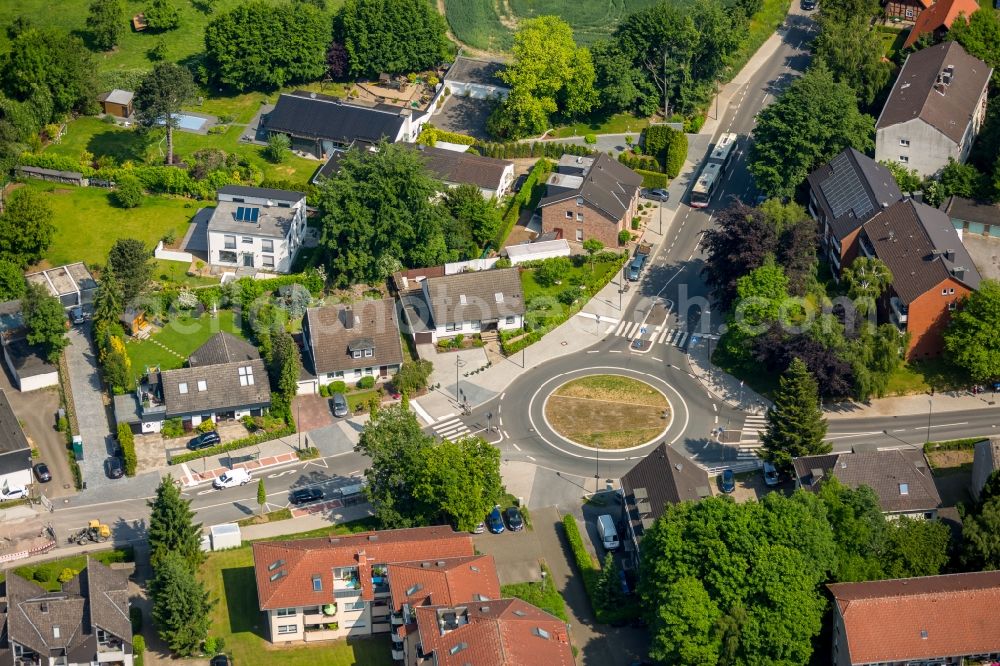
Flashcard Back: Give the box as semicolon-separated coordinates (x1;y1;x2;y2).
342;307;354;329
945;249;956;262
911;190;923;203
401;276;409;290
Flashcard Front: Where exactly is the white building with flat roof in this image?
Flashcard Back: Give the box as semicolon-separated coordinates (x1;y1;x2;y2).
207;186;307;273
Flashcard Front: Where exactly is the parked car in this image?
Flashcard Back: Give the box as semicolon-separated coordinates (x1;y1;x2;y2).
504;506;525;532
213;468;251;490
33;462;52;483
330;393;349;418
487;506;505;534
69;306;85;325
209;656;230;666
106;457;124;480
643;188;670;202
472;522;486;534
188;431;221;450
627;242;652;281
512;173;529;194
290;487;324;505
720;468;736;494
0;485;27;500
597;514;620;551
801;0;817;8
763;461;780;487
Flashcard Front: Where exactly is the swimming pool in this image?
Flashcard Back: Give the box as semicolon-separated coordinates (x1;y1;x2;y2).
158;113;207;131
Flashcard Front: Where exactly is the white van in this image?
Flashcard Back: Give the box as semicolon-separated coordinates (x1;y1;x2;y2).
597;514;619;551
213;468;251;489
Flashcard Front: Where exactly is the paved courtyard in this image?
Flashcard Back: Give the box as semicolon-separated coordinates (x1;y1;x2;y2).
64;325;116;490
431;95;493;140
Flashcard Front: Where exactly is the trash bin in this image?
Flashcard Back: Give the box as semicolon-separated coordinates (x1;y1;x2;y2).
72;435;83;461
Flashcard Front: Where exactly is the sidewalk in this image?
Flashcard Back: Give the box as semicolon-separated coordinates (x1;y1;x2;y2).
826;390;1000;420
686;333;771;413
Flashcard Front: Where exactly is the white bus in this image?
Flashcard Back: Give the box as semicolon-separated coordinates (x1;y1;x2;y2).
690;132;739;208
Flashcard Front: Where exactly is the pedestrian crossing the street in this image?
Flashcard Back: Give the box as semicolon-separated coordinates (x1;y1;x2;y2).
611;320;696;349
432;417;471;441
737;413;768;453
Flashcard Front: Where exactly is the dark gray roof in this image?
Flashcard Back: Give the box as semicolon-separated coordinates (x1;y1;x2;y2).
304;299;403;375
0;299;24;341
411;145;513;191
217;185;305;201
877;41;992;144
18;165;84;180
794;449;941;513
423;268;525;326
263;92;406;146
3;338;58;379
807;148;903;241
943;195;1000;227
445;56;508;87
188;332;261;367
620;443;711;544
539;153;642;221
0;390;30;477
861;198;981;304
161;359;271;418
76;560;132;646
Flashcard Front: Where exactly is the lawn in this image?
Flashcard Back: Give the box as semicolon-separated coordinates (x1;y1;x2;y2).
151;259;220;287
200;546;391;666
1;547;133;592
509;0;660;43
501;565;568;621
124;310;245;378
885;357;969;396
521;259;622;304
875;25;909;60
22;180;196;268
443;0;513;52
550;113;650;139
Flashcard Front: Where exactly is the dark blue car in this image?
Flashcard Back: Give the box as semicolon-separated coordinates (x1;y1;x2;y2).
720;469;736;494
487;506;505;534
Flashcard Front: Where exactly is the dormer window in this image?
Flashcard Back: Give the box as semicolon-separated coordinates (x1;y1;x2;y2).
364;349;373;358
239;366;254;386
353;350;362;359
313;576;323;592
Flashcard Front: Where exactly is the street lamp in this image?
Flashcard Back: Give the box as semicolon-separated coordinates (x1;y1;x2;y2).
487;411;493;433
296;397;302;451
658;197;663;236
455;356;465;403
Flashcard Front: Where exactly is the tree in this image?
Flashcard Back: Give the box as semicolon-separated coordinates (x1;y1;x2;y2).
340;0;449;77
134;62;196;165
265;133;290;163
149;552;213;657
112;175;144;208
848;323;907;400
419;436;505;532
101;333;132;392
443;184;503;251
814;15;892;107
594;553;625;611
949;7;1000;70
820;0;882;22
940;157;987;199
23;283;69;363
1;28;96;119
583;238;604;272
87;0;126;50
777;218;818;297
881;160;924;193
256;478;266;516
884;516;951;579
649;576;721;665
752;325;856;401
0;259;25;301
326;41;349;79
963;495;1000;569
762;358;831;469
107;238;153;305
702;201;777;308
488;17;598;139
93;263;124;331
147;476;205;571
0;187;55;267
268;328;300;417
590;39;656;115
317;141;450;285
733;258;789;335
842;257;892;316
144;0;180;31
816;478;887;581
749;63;875;198
944;279;1000;382
392;360;433;395
533;256;573;287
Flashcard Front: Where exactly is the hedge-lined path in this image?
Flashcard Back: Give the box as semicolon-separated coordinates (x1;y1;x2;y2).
64;324;116;490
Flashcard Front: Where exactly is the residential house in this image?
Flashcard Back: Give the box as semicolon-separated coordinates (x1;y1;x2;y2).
806;148;904;276
206;185;307;273
0;301;58;392
443;56;510;99
412;145;515;199
857;198;981;357
251;526;574;665
885;0;933;21
97;89;134;118
876;41;992;177
619;442;713;570
0;558;135;666
504;239;572;266
943;195;1000;238
114;332;270;434
828;570;1000;665
793;448;942;518
902;0;980;48
262;91;423;159
407;268;525;343
971;436;1000;501
0;389;32;496
538;154;642;248
25;264;97;309
300;299;404;393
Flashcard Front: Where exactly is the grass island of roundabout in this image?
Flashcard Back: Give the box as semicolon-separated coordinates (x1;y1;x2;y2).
543;374;672;449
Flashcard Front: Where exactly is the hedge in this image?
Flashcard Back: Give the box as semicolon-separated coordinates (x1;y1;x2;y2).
168;424;296;465
665;128;688;179
417;125;477;146
924;438;982;453
475;140;595;160
561;514;640;625
618;152;663;173
637;169;667;189
495;158;552;247
117;423;137;477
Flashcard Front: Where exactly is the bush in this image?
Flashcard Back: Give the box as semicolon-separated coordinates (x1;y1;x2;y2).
117;423;137;476
329;380;347;394
392;360;433;395
631;217;640;230
417;125;477;147
111;176;144;208
169;423;296;465
665;128;688;179
562;514;639;624
196;419;216;433
637;169;668;190
494;257;511;268
357;376;375;390
584;133;597;144
57;568;78;583
265;133;291;163
130;606;143;634
533;256;572;287
617;229;631;246
162;418;184;439
318;383;330;397
132;635;146;658
56;416;69;432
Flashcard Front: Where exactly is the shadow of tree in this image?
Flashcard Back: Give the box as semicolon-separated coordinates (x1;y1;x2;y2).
221;566;267;639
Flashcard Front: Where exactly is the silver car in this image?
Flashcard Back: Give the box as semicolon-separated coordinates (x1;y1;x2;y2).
330;393;349;418
643;188;670;202
763;461;780;487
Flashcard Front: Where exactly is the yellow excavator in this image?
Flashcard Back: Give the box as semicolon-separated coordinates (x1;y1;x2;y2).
69;520;111;545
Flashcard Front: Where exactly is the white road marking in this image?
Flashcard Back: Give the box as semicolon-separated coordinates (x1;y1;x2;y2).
512;442;522;451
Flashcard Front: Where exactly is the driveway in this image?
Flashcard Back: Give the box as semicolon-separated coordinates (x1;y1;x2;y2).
64;325;117;490
0;363;74;497
432;95;493;140
293;393;334;432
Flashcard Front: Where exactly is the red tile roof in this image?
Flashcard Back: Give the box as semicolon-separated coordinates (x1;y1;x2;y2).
388;555;501;612
415;598;575;666
903;0;979;48
252;526;474;610
829;571;1000;664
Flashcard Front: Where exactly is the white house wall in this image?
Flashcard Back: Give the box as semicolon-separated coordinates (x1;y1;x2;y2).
208;231;299;273
0;469;32;492
876;118;962;177
443;81;510;100
432;315;522;342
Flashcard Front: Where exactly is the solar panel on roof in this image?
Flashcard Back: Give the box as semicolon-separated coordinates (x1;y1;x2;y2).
249;207;259;222
235;206;244;221
820;152;875;221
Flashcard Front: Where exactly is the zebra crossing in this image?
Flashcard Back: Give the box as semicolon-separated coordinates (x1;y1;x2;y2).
432;416;472;441
737;413;768;458
612;320;692;349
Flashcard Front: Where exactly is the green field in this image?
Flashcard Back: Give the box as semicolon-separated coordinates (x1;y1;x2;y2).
124;310;245;377
444;0;513;52
509;0;660;43
22;180;195;268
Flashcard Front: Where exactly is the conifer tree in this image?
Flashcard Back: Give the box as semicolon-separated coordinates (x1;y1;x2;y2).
147;476;205;570
761;357;831;469
150;551;213;657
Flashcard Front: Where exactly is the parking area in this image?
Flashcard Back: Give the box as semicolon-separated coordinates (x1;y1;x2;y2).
292;393;334;432
473;527;545;585
431;95;494;140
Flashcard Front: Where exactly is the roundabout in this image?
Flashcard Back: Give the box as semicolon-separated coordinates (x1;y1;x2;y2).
543;374;672;450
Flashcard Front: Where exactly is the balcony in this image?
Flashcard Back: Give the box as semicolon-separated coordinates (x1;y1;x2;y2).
859;236;875;259
890;297;908;326
392;648;406;660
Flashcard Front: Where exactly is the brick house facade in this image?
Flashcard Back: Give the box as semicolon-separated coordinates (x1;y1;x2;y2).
540;196;637;248
893;275;973;358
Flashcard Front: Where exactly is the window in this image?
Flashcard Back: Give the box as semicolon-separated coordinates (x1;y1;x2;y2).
576;229;583;242
178;382;188;394
242;236;253;244
576;196;584;206
565;211;573;219
352;350;362;359
197;380;207;392
52;626;60;639
899;138;910;147
471;320;482;331
262;255;275;269
276;608;297;618
277;625;298;635
576;212;584;221
262;239;274;253
97;629;109;643
905;7;913;17
948;287;955;294
505;316;516;325
224;235;237;250
344;600;366;612
219;250;237;264
364;367;373;376
942;288;948;295
239;366;255;386
364;348;373;357
899;155;909;163
232;197;245;203
313;576;323;592
445;322;459;332
949;300;957;311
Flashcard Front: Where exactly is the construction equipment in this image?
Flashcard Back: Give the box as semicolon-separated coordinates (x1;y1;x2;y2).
69;520;111;545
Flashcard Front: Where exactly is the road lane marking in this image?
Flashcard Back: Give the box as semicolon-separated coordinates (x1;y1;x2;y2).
512;443;522;451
